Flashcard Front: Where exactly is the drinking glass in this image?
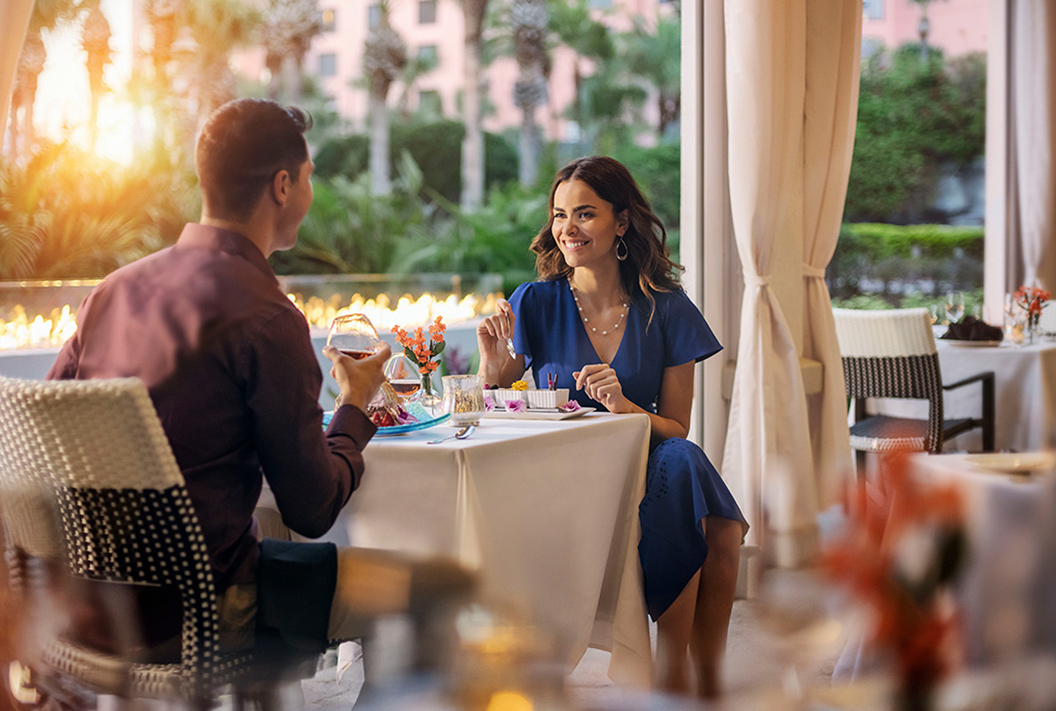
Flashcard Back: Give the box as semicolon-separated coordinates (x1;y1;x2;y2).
327;314;382;359
442;375;486;427
945;291;965;324
383;354;422;402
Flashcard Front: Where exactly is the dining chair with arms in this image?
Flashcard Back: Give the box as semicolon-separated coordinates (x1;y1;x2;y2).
0;375;291;710
832;308;996;476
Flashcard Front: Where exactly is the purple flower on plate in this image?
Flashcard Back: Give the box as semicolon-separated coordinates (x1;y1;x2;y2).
559;400;582;413
506;400;527;413
484;394;495;411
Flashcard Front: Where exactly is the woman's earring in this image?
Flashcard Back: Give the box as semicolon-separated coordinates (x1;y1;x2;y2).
615;237;629;261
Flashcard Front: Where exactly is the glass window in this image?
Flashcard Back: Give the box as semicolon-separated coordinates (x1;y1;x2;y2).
368;3;381;28
417;45;438;64
863;0;884;21
320;7;336;32
318;53;337;77
418;90;442;116
419;0;437;24
589;0;613;8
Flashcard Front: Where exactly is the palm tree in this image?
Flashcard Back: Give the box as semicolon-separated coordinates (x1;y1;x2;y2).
362;2;407;195
259;0;322;104
81;0;113;153
460;0;489;210
184;0;259;125
624;12;680;141
511;0;548;187
547;0;612;144
9;0;80;161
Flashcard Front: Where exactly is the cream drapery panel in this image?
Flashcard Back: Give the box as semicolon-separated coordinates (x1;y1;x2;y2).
722;0;817;556
1010;0;1056;289
802;2;861;507
0;0;34;142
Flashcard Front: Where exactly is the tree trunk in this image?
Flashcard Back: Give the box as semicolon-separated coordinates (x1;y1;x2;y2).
461;0;488;212
519;109;539;187
369;93;391;195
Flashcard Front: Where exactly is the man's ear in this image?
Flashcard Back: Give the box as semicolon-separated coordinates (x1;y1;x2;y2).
270;169;291;206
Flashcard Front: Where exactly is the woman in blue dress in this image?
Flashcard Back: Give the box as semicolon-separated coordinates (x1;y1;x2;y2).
477;156;748;698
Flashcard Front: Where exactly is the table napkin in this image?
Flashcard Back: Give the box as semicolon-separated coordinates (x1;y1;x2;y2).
941;315;1003;342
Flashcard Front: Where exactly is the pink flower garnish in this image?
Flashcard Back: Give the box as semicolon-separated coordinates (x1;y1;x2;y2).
506;400;526;413
559;400;582;412
484;394;495;411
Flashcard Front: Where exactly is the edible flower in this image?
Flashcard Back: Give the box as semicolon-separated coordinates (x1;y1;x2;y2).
484;393;495;411
558;400;581;413
506;400;527;413
511;380;529;391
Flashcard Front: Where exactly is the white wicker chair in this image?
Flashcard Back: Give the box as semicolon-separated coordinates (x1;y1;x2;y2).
832;308;995;474
0;375;261;710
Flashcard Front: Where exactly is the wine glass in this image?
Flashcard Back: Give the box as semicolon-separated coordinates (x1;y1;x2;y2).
383;354;422;402
945;291;965;325
327;313;382;359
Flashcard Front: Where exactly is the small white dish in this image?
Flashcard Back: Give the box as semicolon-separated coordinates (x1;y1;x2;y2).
484;407;596;421
964;451;1056;474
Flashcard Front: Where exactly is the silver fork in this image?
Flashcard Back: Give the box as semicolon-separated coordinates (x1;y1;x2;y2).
427;424;475;445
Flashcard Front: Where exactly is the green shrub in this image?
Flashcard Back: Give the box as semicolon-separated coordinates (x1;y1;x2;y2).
609;143;680;231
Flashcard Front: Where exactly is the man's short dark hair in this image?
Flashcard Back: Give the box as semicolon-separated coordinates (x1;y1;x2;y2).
195;98;313;221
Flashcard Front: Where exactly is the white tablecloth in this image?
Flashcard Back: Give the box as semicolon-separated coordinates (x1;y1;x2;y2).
302;412;654;687
874;340;1056;452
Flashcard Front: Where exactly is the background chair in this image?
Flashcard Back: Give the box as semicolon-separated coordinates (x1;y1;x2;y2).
832;308;995;475
0;375;282;710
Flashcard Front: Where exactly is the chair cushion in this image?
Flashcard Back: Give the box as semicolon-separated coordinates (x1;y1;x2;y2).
849;415;975;452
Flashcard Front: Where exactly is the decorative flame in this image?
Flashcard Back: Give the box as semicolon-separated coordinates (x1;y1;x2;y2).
0;292;500;351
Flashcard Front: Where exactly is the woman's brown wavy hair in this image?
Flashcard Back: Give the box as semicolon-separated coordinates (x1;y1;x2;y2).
530;156;683;324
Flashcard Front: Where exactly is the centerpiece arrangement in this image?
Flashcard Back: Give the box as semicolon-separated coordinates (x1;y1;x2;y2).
392;316;446;411
1013;285;1051;343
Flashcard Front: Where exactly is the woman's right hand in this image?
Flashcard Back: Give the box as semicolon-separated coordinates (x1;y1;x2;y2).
476;298;523;386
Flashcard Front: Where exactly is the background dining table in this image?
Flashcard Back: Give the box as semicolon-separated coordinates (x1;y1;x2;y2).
260;410;655;687
873;337;1056;453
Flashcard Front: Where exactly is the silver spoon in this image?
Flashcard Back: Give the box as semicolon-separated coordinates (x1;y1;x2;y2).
427;424;475;445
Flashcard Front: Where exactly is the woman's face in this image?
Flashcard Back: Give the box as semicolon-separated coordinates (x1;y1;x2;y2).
551;179;627;270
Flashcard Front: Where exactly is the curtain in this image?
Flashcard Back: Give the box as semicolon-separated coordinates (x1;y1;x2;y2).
722;0;817;559
1010;0;1056;290
802;2;861;508
0;0;34;144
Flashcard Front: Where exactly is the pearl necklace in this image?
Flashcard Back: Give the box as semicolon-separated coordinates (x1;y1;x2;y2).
570;282;628;336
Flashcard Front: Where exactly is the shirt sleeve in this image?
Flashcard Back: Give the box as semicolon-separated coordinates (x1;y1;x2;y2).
662;291;723;368
244;306;376;539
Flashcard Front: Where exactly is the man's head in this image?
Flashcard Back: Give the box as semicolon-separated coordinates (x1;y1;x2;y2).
195;99;313;227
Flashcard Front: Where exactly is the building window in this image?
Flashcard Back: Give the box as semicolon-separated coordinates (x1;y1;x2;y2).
320;8;336;32
419;0;437;24
861;37;883;59
589;0;613;8
417;44;438;65
368;3;382;28
418;90;442;115
318;53;337;77
863;0;884;20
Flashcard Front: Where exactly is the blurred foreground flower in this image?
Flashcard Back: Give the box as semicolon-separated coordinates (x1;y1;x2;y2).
823;453;967;710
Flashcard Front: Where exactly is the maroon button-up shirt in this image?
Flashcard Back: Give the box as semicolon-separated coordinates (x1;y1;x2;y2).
47;224;375;592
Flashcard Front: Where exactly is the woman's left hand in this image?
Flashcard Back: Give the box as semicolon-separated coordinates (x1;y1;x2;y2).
573;363;632;413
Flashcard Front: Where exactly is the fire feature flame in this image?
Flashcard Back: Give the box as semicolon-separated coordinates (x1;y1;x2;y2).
0;291;500;351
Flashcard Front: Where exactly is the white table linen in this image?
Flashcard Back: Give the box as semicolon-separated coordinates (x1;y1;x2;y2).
263;412;654;687
873;340;1056;452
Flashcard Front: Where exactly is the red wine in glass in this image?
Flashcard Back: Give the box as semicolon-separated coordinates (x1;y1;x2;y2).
339;349;373;360
327;314;381;357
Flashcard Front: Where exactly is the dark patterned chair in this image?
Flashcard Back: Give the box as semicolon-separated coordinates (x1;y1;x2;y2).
832;308;995;476
0;375;270;710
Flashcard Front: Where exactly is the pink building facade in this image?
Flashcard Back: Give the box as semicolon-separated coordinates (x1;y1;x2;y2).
299;0;672;142
862;0;988;58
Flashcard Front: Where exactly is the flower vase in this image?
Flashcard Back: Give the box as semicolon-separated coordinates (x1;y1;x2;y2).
1028;314;1041;344
419;373;443;415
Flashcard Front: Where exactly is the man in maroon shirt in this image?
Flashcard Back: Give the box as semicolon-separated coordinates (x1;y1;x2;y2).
47;99;456;658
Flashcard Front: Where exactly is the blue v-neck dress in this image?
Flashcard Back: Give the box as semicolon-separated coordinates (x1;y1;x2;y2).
509;278;748;621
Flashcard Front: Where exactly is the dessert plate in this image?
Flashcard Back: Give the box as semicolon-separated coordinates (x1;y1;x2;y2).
484;407;596;421
323;402;450;435
964;451;1056;474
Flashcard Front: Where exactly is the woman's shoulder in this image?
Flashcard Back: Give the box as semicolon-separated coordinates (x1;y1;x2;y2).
511;277;566;304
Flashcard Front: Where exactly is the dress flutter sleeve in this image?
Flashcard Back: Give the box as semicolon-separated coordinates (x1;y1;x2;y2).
507;281;536;366
661;291;722;368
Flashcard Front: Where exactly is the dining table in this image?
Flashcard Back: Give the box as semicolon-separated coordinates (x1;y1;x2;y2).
260;410;655;687
873;337;1056;453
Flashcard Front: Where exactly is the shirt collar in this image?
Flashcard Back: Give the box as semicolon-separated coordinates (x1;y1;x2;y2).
176;224;278;284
